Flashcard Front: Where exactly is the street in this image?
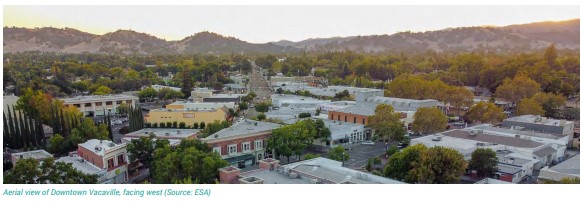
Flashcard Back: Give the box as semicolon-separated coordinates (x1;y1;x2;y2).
244;60;273;119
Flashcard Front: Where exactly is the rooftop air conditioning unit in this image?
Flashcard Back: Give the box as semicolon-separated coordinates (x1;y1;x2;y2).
165;132;170;136
289;172;299;179
108;143;115;147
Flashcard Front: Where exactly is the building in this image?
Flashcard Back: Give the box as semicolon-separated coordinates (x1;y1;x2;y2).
317;101;356;112
188;87;244;103
412;129;557;170
144;107;227;126
202;120;280;168
474;178;513;184
11;150;53;165
538;155;580;183
219;157;404;184
229;75;247;85
61;94;139;116
56;154;108;183
121;128;201;145
223;83;247;93
265;108;313;124
270;94;330;109
166;101;236;110
502;115;575;142
321;119;367;147
149;84;181;92
74;139;129;184
469;125;569;161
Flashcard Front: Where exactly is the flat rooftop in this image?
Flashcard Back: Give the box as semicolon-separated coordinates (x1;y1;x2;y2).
442;129;544;148
504;115;573;126
322;119;365;140
61;94;138;103
474;178;513;184
202;120;280;141
78;139;126;156
549;155;580;176
167;101;235;109
240;157;404;184
11;150;53;160
56;155;104;175
470;125;568;139
122;137;181;146
123;128;200;139
337;102;378;116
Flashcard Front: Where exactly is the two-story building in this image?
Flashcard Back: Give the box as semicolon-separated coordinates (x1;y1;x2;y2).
201;120;280;168
61;94;139;117
74;139;129;184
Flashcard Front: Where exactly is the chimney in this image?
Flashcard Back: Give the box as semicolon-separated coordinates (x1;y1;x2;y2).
219;166;241;184
258;158;280;170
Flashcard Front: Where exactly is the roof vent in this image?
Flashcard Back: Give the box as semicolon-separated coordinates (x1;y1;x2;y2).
108;143;115;147
165;132;170;136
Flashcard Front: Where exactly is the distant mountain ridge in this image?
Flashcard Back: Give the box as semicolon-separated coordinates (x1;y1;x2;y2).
3;19;579;54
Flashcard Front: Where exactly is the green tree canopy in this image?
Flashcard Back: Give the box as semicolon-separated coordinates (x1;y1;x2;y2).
368;104;406;143
468;148;498;178
411;107;448;135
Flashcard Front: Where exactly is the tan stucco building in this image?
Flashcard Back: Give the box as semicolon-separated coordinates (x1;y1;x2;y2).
144;108;227;126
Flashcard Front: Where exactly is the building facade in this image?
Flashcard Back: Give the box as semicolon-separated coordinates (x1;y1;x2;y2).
502;115;575;142
76;139;128;184
144;108;227;126
202;120;280;168
61;94;139;116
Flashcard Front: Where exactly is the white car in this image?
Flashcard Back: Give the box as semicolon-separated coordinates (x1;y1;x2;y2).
361;141;375;146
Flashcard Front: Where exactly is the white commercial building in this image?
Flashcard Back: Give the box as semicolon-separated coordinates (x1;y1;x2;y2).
412;129;557;170
150;84;181;92
502;115;575;142
61;94;139;116
270;94;330;109
322;119;367;147
538;155;580;182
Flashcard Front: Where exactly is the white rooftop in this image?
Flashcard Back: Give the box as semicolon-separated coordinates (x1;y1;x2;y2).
202;120;280;141
470;125;568;140
78;139;127;156
123;128;201;139
56;155;105;176
240;157;404;184
11;150;53;161
60;94;138;103
167;101;235;110
504;115;573;127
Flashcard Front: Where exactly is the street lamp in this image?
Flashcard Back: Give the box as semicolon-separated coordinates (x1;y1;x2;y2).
341;152;345;167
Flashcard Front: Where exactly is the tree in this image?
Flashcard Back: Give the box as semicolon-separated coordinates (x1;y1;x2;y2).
386;146;399;156
409;146;467;184
328;145;350;162
411;107;448;135
304;153;320;160
368;104;406;143
276;88;283;94
255;102;271;113
544;44;559;69
72;118;109;141
200;121;206;129
179;122;186;129
298;112;311;118
266;120;315;162
532;92;566;118
117;103;129;115
48;134;66;155
127;134;170;178
443;86;474;115
198;120;230;138
516;98;545;116
256;113;266;121
138;87;158;102
495;74;540;103
151;139;228;184
238;102;248;112
158;88;184;104
468;148;498;178
193;122;199;129
93;86;112;95
384;144;427;183
465;102;507;125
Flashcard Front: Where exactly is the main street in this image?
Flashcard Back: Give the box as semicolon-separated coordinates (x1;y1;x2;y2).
244;60;273;118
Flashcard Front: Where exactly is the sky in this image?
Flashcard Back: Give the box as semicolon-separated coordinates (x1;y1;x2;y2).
3;5;580;43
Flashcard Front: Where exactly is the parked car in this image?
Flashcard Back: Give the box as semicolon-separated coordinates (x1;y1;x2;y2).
361;141;375;146
453;121;465;126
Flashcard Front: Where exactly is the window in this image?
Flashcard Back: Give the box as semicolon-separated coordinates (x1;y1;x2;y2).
331;114;334;120
117;154;125;165
338;115;341;121
255;140;263;150
344;116;347;122
228;144;237;155
126;100;132;104
363;118;365;125
213;147;222;155
95;102;102;106
73;104;81;108
85;103;92;107
242;142;251;153
106;101;113;105
116;101;123;104
107;158;115;169
353;117;357;123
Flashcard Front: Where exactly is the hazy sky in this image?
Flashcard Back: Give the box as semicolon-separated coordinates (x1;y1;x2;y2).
4;5;579;43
